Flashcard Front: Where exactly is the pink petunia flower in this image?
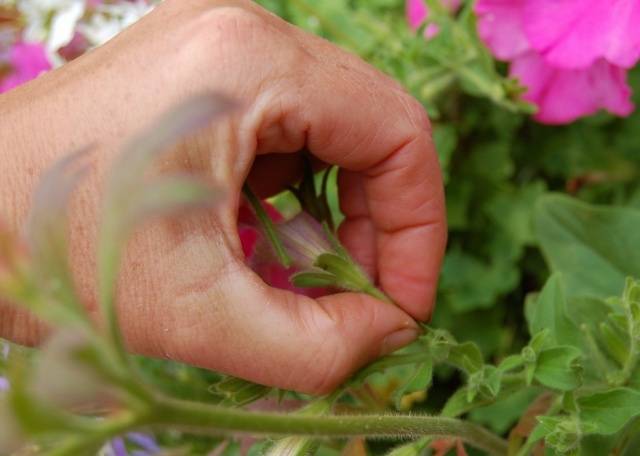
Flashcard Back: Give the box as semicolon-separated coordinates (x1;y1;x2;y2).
523;0;640;70
511;53;633;124
0;42;51;94
474;0;529;60
474;0;635;124
406;0;461;38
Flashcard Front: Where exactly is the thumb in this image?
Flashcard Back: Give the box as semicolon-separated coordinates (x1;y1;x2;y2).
164;268;419;395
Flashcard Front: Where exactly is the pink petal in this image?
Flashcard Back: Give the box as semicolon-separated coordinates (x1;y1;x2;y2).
58;32;90;62
474;0;530;60
0;42;51;93
523;0;640;69
510;52;634;124
407;0;429;31
406;0;461;36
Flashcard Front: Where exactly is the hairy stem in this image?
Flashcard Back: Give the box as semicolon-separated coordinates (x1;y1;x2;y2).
151;396;508;456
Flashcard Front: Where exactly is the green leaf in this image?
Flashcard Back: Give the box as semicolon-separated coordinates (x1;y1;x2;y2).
469;388;540;434
209;376;271;407
599;320;630;367
578;388;640;435
535;194;640;299
448;341;484;374
392;360;433;411
526;274;582;348
385;438;431;456
534;346;582;391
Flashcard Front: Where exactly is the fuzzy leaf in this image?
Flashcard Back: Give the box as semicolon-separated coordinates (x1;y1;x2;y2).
385;438;431;456
578;388;640;435
526;274;582;348
393;360;433;411
533;346;582;391
209;376;271;407
448;341;484;374
535;194;640;299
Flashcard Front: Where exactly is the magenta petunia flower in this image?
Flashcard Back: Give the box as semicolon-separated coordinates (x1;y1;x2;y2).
474;0;529;60
473;0;635;124
511;53;634;124
0;42;51;94
523;0;640;70
406;0;461;38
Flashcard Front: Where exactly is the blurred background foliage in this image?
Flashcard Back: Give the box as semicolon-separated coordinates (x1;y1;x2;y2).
2;0;640;454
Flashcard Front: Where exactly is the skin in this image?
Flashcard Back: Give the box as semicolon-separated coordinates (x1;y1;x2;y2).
0;0;446;394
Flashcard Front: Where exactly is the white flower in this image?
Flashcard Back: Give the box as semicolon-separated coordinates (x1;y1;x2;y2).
17;0;85;53
78;1;153;46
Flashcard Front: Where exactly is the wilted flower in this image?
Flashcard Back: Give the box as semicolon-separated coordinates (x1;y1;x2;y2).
239;202;329;298
275;212;334;271
30;329;112;409
0;41;51;93
473;0;636;124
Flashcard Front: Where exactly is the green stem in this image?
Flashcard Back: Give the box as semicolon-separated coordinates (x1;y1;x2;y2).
515;397;562;456
151;397;508;456
242;184;292;268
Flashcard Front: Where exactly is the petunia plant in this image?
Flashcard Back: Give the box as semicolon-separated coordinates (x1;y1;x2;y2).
2;1;640;455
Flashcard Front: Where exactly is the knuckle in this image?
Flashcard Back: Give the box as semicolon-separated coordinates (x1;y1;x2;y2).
197;6;270;49
402;96;432;135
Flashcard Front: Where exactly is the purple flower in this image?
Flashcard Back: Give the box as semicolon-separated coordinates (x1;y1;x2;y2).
0;42;51;94
0;377;9;392
108;433;160;456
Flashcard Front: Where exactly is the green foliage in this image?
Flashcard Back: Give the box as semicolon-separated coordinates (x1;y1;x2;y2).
2;0;640;455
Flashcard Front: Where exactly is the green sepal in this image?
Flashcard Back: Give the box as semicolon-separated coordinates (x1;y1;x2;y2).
290;271;338;289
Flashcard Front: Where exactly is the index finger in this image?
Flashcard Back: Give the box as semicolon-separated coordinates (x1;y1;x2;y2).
298;40;447;320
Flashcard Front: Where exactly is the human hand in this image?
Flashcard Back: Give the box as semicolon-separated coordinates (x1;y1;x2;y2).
0;0;446;393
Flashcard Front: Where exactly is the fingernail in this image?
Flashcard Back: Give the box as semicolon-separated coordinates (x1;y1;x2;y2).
381;328;420;355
